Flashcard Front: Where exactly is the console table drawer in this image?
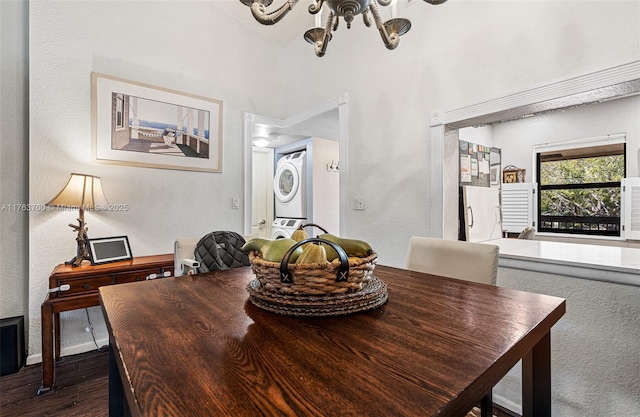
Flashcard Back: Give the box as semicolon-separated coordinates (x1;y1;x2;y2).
57;275;114;296
114;269;161;284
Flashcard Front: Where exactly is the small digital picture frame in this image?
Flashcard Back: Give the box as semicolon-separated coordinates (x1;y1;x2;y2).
88;236;132;265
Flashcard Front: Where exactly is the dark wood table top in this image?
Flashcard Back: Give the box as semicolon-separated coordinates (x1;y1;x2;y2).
99;265;565;417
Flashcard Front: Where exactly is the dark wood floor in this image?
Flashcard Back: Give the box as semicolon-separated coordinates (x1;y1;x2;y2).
0;350;517;416
0;350;108;417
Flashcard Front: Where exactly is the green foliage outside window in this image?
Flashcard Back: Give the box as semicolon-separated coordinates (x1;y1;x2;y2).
540;155;624;185
540;188;620;217
539;155;624;220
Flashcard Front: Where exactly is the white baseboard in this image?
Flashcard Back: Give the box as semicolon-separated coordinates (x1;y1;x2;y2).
25;337;109;366
493;393;522;416
26;353;41;366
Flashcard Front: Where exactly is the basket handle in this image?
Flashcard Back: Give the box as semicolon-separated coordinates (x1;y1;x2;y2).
297;222;329;234
279;238;349;283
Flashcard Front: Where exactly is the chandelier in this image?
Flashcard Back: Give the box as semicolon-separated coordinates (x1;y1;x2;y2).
239;0;448;57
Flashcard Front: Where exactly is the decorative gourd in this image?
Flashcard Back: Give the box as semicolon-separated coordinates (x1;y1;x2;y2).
296;243;328;264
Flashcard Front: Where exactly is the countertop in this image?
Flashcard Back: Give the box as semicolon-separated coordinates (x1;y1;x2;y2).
482;238;640;287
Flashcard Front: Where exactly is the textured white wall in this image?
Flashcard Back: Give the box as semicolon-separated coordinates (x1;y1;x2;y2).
27;1;285;362
459;125;494;148
0;0;29;320
496;267;640;417
281;0;640;268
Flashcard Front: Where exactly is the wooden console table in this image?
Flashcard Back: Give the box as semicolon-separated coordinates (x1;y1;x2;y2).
38;254;174;395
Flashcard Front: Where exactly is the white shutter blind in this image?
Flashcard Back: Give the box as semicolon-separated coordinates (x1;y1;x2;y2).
501;183;533;233
622;177;640;241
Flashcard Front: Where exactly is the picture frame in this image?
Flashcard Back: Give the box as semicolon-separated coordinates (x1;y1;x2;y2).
88;236;133;265
502;165;526;184
503;171;518;184
92;72;223;172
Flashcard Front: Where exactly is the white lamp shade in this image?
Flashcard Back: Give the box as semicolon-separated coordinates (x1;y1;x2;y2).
46;173;109;210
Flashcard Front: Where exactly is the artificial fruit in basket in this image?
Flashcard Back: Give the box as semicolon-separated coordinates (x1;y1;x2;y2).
318;233;374;261
295;242;328;264
291;226;310;242
241;238;303;263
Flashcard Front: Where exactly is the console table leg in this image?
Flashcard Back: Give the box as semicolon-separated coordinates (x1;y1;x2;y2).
54;312;61;361
39;303;54;395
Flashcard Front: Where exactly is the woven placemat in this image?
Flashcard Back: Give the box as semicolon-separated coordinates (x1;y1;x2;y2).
247;275;388;317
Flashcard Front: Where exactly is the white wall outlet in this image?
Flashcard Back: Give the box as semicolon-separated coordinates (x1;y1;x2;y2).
354;196;365;211
232;198;240;209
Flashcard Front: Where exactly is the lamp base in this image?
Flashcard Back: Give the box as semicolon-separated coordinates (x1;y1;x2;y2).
65;254;91;268
67;211;90;267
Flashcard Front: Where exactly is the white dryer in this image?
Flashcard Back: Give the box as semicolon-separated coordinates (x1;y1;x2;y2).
271;218;304;239
274;150;307;219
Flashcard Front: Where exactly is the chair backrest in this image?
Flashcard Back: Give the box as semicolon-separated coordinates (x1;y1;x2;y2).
174;237;200;276
518;226;536;240
194;231;250;272
174;233;258;275
405;236;499;285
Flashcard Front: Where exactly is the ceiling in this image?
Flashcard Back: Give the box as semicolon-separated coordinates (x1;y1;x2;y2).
213;0;317;46
254;107;340;148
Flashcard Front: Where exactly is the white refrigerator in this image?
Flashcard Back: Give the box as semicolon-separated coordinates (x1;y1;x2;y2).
462;185;503;242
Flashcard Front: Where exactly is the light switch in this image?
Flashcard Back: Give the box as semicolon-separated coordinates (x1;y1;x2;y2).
354;196;365;211
232;198;240;209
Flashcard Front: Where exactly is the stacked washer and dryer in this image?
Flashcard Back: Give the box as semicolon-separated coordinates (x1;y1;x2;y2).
271;150;307;239
271;138;339;239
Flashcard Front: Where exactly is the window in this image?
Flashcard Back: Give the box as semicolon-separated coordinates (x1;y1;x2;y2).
536;139;625;236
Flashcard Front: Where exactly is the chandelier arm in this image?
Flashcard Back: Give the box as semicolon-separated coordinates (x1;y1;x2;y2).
362;9;372;27
369;1;400;50
250;0;300;25
377;0;392;6
309;0;325;14
314;11;335;57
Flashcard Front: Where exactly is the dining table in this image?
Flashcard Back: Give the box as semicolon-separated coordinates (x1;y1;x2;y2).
99;264;565;417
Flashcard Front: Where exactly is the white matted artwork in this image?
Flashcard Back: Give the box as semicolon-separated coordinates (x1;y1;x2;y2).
92;72;222;172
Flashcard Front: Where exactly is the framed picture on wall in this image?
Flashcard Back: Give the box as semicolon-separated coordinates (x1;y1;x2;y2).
92;72;223;172
502;165;526;183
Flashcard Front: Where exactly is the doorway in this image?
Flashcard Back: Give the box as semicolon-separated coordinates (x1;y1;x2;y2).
243;96;348;237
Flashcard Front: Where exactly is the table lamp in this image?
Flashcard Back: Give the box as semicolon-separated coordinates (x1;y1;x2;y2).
46;173;109;267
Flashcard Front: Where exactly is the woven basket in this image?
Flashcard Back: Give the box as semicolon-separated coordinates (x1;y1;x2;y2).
248;238;377;296
246;276;387;317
